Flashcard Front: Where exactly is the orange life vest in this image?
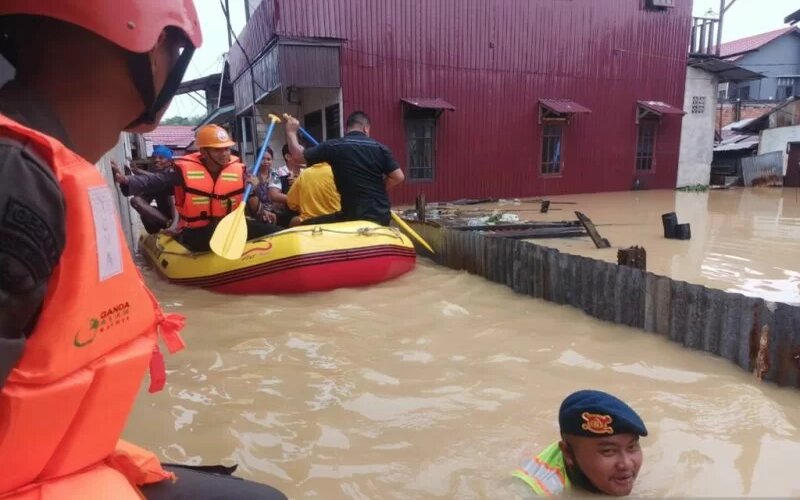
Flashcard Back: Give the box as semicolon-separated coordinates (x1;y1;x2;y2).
0;114;185;499
174;153;245;228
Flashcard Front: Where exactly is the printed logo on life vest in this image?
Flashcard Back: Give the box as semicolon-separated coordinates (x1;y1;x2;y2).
73;302;132;347
581;412;614;435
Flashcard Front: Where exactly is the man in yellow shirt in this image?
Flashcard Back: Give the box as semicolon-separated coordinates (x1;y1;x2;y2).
286;162;341;226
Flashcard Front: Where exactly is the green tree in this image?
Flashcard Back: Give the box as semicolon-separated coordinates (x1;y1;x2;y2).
161;114;205;126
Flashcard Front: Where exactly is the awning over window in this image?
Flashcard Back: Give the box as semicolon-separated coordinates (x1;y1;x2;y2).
636;100;685;123
401;97;456;111
539;99;592;114
637;100;685;116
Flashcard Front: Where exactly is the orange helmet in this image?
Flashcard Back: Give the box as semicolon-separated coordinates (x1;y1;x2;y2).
0;0;203;129
195;125;236;149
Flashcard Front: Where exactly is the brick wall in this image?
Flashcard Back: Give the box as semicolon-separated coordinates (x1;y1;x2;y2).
717;101;779;128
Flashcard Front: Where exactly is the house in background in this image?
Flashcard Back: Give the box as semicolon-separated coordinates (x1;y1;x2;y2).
677;15;763;187
736;97;800;187
717;27;800;101
228;0;692;204
142;125;196;157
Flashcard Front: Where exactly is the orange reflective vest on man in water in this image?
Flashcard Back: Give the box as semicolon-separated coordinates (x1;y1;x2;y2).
173;152;246;229
0;114;185;499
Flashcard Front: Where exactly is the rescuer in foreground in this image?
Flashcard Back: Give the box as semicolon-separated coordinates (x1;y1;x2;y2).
513;390;647;496
0;1;285;498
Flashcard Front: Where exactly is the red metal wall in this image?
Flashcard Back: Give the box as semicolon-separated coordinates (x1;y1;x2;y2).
237;0;692;204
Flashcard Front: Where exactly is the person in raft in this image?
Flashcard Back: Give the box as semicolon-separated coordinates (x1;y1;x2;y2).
116;124;281;252
0;0;285;498
513;390;647;497
112;145;178;234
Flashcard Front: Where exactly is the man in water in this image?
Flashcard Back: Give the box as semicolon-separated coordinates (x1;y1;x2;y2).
513;389;646;496
285;111;404;226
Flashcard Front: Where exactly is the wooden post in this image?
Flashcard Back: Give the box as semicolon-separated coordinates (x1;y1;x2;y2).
575;211;611;248
416;193;426;222
617;246;646;271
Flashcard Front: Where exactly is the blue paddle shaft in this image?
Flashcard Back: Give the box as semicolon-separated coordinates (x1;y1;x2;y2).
299;126;320;147
242;119;278;202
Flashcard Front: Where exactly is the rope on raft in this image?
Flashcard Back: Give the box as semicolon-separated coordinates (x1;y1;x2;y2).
150;225;407;257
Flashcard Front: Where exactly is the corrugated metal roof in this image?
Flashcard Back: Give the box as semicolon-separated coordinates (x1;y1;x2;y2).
539;98;591;114
718;27;797;60
713;135;759;152
143;125;195;149
637;100;685;116
401;97;456;111
787;8;800;25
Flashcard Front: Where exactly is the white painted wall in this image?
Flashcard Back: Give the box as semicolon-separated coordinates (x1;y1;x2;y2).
759;125;800;174
677;67;718;187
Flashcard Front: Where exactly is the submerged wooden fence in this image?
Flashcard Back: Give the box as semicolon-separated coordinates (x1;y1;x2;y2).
410;221;800;387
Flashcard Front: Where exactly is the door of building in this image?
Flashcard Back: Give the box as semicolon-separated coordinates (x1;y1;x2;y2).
785;143;800;188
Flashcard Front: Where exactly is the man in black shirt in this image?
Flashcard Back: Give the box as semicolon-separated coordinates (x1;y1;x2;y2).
285;111;404;226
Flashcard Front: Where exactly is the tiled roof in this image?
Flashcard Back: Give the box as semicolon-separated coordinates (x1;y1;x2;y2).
719;27;797;60
143;125;196;149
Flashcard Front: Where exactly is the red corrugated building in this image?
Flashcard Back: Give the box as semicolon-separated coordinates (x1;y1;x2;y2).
228;0;692;204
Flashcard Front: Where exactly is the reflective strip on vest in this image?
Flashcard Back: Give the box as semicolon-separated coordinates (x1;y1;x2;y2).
0;113;184;496
511;443;568;497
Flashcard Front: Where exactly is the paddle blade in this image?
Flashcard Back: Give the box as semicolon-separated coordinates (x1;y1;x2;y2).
209;204;248;260
391;212;434;254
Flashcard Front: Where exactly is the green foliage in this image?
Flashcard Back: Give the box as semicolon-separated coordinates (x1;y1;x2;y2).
161;114;205;126
676;184;709;192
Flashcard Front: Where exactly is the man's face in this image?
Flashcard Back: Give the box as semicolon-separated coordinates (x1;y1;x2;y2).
560;434;642;496
202;147;231;168
153;155;169;169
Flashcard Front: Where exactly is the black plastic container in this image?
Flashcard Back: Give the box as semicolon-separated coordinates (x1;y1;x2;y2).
661;212;678;239
675;223;692;240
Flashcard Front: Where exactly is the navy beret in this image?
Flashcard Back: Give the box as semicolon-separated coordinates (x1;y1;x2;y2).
559;390;648;438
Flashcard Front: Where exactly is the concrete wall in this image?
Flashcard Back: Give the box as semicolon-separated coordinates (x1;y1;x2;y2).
736;34;800;100
759;125;800;174
677;67;717;187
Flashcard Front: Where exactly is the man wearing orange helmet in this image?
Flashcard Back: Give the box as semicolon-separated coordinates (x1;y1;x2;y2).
116;124;280;252
0;1;285;498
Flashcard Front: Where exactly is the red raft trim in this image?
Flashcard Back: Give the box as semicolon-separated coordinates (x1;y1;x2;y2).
150;244;417;294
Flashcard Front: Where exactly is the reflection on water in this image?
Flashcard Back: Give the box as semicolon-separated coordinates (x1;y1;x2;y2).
515;188;800;303
126;260;800;498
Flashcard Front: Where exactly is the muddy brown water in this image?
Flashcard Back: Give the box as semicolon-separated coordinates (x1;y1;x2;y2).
126;252;800;497
479;188;800;304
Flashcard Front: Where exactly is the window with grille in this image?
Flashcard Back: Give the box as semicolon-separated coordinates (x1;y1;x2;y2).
691;96;706;114
406;118;436;180
635;120;657;171
777;77;800;100
324;103;340;140
540;124;564;175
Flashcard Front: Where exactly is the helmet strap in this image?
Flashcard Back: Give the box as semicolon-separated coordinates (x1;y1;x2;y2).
125;43;195;129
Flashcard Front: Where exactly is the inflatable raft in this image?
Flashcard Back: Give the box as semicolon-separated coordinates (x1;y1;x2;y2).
138;221;416;294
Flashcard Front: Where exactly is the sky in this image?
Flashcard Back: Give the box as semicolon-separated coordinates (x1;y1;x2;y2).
164;0;799;119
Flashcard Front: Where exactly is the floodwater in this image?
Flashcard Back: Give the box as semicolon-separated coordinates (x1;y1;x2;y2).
493;188;800;304
126;256;800;497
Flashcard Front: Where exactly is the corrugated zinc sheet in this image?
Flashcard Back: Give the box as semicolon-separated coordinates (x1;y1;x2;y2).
232;0;692;204
228;0;276;80
413;221;800;388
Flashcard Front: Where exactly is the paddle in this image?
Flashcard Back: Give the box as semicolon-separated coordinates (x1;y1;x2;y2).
283;113;435;254
210;113;281;260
